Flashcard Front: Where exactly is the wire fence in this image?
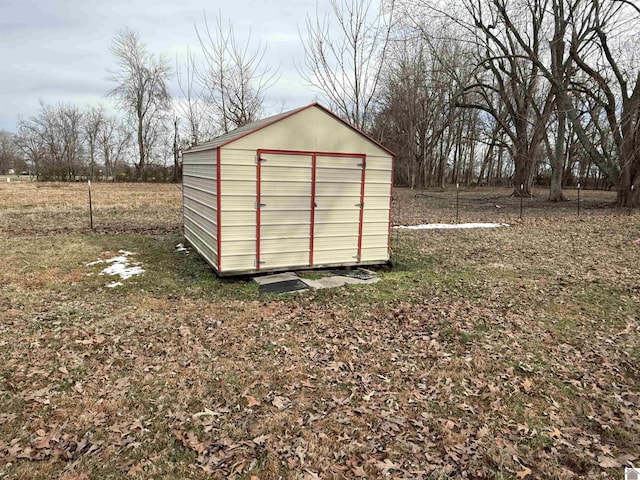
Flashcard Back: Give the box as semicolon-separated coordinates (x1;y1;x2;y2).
392;186;626;227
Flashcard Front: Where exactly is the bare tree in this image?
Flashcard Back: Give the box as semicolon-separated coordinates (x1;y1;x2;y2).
299;0;395;130
14;120;44;176
108;28;171;181
0;131;20;175
436;0;553;196
83;105;105;181
195;14;278;133
470;0;640;206
567;1;640;206
174;47;214;145
374;35;473;188
15;102;85;181
98;116;132;181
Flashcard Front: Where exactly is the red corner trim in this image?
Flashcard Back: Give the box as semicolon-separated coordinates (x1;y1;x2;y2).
216;146;222;272
388;155;395;257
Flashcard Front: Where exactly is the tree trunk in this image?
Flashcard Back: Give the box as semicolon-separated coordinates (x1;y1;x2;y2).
548;103;568;201
136;108;145;181
548;0;568;203
548;163;567;201
173;118;180;183
615;184;639;207
512;147;535;196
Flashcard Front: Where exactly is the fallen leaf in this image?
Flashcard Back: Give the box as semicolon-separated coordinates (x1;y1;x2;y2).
272;396;289;410
252;434;270;445
598;455;622;468
352;465;367;477
548;427;561;439
375;458;400;475
245;395;261;408
127;463;144;476
516;467;532;479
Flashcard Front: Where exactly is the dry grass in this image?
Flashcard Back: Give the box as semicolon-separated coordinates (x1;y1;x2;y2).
0;183;639;479
392;186;618;225
0;182;182;236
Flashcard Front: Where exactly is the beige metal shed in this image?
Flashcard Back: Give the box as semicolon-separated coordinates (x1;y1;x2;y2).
181;103;394;276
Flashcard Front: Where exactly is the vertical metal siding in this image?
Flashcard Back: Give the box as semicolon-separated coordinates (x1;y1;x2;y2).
257;151;313;270
360;156;393;263
218;148;257;273
312;154;364;265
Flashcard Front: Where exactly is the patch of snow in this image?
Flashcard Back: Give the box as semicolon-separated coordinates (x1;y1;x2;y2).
176;243;189;252
86;250;135;267
87;250;144;287
394;223;509;230
100;262;144;280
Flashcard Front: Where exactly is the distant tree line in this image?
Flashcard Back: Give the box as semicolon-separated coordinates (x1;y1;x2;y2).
3;0;639;207
4;18;276;183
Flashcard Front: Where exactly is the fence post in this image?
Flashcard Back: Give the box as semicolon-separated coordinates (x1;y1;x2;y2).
630;184;635;216
88;180;94;230
519;184;524;220
456;183;460;224
577;183;581;218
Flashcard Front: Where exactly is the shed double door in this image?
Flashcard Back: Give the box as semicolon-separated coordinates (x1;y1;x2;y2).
256;149;365;270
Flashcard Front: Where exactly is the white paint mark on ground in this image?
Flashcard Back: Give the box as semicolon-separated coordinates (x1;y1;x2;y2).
394;223;509;230
86;250;144;287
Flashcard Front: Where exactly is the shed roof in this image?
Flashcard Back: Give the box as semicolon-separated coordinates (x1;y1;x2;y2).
185;102;394;156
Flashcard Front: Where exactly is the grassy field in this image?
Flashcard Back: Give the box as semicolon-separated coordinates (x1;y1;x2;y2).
0;182;638;479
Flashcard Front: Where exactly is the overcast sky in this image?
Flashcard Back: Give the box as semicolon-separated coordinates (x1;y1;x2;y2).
0;0;331;132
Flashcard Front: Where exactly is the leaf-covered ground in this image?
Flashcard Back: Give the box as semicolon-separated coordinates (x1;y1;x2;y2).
0;183;638;479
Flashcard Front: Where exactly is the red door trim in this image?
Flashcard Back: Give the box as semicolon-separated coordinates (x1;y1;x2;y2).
216;146;222;272
388;155;395;257
310;153;317;266
357;154;367;263
255;148;369;270
257;148;364;158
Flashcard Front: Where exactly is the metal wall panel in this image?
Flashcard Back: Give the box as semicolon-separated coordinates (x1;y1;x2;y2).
257;152;313;270
313;155;363;264
230;106;391;158
182;149;218;269
214;148;391;274
360;155;392;262
218;148;257;273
